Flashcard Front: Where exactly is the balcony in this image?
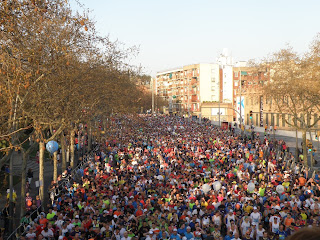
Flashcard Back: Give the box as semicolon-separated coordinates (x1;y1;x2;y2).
191;77;197;85
191;95;198;102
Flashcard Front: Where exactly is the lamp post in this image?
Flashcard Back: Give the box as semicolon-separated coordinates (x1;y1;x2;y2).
218;97;221;127
239;69;243;129
151;77;154;114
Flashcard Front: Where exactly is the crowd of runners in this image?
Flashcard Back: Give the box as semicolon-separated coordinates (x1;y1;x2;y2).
15;115;320;239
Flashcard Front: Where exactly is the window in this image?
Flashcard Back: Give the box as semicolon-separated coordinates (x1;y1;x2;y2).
276;114;280;126
289;115;292;125
265;113;269;125
235;71;238;77
211;78;215;82
282;114;286;127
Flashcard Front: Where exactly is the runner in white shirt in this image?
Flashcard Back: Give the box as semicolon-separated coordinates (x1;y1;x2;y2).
255;224;265;240
120;231;132;240
26;228;36;240
270;217;280;233
250;207;261;227
241;217;251;236
41;227;54;238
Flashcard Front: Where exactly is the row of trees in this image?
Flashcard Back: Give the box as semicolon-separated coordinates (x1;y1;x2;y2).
0;0;156;222
251;35;320;166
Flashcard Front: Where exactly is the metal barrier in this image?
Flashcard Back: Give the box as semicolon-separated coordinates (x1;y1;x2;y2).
48;145;98;201
7;146;99;239
6;207;41;240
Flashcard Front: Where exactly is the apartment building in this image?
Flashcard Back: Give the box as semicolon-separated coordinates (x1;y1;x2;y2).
156;63;220;116
156;50;258;123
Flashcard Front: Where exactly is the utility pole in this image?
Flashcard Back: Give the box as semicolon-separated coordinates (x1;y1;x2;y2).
151;77;154;114
296;128;299;160
218;96;221;127
188;79;190;121
239;69;243;133
218;71;222;127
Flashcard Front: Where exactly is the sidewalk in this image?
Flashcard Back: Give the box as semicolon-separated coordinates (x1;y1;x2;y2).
0;151;58;231
210;119;320;167
239;126;320;168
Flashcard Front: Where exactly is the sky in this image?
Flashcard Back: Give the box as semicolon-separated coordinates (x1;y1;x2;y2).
70;0;320;76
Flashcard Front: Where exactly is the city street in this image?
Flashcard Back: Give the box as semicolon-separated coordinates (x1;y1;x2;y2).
1;0;320;239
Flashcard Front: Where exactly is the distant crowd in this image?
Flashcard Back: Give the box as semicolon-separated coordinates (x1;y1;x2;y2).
11;115;320;239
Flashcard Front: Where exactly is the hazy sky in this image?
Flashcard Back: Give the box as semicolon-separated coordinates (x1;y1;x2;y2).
70;0;320;76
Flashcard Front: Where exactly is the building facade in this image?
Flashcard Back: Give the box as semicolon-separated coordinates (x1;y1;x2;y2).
156;63;220;116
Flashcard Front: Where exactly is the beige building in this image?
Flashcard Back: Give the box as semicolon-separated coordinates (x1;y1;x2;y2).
240;76;320;130
201;102;234;123
156;63;220;116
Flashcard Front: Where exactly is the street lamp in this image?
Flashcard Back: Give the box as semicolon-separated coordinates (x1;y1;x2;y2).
218;89;223;127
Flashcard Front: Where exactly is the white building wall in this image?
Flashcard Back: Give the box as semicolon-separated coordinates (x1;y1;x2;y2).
199;63;220;102
221;65;233;103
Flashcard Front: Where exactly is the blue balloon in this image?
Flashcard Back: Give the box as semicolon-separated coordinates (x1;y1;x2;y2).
46;140;59;154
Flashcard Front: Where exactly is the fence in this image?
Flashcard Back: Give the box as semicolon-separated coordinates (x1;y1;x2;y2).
6;145;99;240
5;206;42;240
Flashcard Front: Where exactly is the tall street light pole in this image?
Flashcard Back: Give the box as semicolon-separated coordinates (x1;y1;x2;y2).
218;94;221;127
151;77;155;114
239;69;242;128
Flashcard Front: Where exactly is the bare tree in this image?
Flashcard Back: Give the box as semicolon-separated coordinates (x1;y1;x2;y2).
262;42;320;166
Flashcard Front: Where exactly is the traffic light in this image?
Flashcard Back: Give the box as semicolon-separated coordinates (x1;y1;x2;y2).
249;110;253;119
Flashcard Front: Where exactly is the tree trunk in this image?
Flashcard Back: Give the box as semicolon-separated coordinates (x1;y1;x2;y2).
302;130;308;167
39;141;45;202
70;129;75;169
61;132;66;171
20;150;28;218
53;151;57;182
87;126;92;152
